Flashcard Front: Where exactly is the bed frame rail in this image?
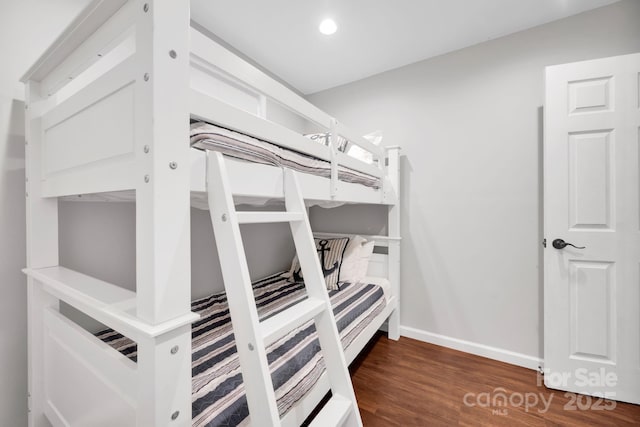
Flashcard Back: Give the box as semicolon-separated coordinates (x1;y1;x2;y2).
40;55;138;197
21;0;132;96
190;90;383;179
189;27;384;162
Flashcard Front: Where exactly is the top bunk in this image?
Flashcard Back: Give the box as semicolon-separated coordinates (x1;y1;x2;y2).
21;0;400;207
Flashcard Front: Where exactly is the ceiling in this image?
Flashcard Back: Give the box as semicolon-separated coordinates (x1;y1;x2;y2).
192;0;620;94
1;0;621;100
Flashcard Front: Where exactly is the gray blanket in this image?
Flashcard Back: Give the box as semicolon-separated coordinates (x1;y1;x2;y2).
96;272;386;426
190;122;381;189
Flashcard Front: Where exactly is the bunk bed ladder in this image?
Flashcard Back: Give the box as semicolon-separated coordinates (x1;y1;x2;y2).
206;151;363;427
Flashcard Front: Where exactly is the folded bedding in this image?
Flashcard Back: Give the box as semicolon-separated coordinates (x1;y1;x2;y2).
190;122;381;189
96;272;387;426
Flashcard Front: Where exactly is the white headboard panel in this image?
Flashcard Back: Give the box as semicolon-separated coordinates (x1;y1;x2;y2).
366;252;388;278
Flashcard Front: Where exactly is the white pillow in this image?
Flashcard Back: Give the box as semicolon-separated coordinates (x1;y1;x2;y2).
347;130;383;164
305;132;349;152
339;236;375;283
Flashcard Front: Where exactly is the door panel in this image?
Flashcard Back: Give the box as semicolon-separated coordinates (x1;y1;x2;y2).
544;52;640;404
568;130;613;229
568;260;615;362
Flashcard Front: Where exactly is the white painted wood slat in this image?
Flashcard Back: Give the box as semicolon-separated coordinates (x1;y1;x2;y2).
23;266;199;341
308;396;352;427
44;308;137;404
260;298;326;347
236;211;304;224
25;80;61;427
206;151;281;425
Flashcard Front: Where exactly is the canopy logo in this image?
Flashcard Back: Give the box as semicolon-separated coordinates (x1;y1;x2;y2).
463;367;619;416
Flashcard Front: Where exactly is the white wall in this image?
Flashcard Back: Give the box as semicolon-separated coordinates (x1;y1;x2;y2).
308;0;640;366
59;202;295;301
0;95;28;427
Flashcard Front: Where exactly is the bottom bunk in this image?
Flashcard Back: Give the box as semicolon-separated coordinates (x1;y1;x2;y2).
30;263;397;427
96;271;394;427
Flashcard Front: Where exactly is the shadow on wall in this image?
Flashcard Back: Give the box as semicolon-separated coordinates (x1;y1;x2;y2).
0;98;27;427
537;106;544;358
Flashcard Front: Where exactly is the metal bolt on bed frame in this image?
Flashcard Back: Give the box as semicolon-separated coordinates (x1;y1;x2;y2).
143;3;149;12
171;411;179;421
143;73;149;81
169;161;178;169
170;345;179;355
144;175;150;183
221;214;227;222
169;50;177;59
248;343;254;351
143;145;149;153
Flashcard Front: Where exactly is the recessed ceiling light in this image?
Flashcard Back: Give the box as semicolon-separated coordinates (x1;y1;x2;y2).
319;18;337;35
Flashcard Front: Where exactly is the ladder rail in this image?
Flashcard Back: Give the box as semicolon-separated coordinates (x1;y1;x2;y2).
205;151;281;425
284;170;363;418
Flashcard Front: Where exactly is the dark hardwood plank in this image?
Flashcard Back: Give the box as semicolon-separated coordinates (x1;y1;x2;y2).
349;333;640;426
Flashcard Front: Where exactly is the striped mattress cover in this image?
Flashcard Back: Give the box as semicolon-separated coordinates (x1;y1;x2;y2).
190;122;381;189
96;272;387;426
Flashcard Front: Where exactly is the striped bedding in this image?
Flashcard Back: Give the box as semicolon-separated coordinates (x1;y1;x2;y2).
96;272;386;426
190;122;381;189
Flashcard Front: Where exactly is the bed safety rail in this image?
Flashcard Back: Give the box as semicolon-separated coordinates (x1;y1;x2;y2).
23;266;198;342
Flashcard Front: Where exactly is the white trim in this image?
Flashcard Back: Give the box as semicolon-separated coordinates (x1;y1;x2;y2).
400;326;543;370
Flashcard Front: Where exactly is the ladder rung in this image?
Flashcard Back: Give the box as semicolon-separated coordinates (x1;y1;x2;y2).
260;298;326;346
309;395;353;427
236;212;304;224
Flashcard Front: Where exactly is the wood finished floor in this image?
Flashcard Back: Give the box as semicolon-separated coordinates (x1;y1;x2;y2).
349;333;640;426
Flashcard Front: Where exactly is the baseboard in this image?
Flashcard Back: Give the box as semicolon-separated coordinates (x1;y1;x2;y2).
399;325;542;371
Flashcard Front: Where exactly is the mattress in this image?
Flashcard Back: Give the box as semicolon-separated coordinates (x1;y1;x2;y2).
96;272;387;426
190;122;381;189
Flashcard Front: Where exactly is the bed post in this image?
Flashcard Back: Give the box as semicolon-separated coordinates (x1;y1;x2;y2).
25;81;60;427
386;146;401;340
134;0;193;425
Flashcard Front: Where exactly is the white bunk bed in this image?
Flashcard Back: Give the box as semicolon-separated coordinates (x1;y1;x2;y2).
21;1;401;426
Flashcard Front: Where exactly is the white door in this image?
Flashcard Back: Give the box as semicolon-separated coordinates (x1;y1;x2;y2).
544;52;640;404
